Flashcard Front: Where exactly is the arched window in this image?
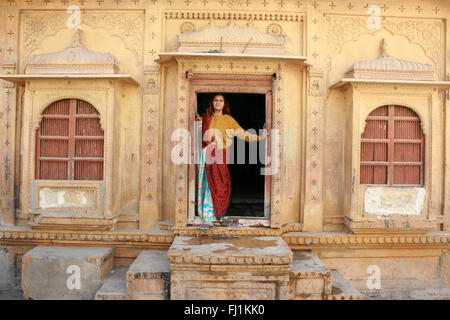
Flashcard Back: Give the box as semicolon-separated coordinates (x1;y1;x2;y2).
360;105;424;186
36;99;104;180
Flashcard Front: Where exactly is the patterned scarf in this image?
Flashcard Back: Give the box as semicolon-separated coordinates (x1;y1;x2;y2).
202;94;231;219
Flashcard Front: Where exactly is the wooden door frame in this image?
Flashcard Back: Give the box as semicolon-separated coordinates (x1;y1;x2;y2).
186;73;274;226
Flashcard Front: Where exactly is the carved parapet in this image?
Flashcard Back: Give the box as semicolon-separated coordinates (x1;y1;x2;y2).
0;228;174;249
283;232;450;249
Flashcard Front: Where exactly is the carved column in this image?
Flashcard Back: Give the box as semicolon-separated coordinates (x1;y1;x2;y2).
174;61;189;228
139;5;162;229
0;8;18;225
139;66;161;228
303;67;324;231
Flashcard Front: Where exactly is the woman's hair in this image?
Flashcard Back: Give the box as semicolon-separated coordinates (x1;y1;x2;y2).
201;93;231;147
208;94;230;115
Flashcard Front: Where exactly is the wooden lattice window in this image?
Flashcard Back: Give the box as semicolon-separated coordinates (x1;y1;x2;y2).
36;99;104;180
360;105;424;186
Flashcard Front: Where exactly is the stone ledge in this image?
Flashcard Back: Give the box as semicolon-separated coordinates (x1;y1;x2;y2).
1;228;449;250
283;232;450;248
0;228;174;249
168;236;292;265
172;223;301;236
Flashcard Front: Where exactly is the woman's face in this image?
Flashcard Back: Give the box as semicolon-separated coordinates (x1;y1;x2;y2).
212;95;225;112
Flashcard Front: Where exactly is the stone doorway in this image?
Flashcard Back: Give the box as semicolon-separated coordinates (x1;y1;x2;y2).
195;92;267;219
186;74;273;227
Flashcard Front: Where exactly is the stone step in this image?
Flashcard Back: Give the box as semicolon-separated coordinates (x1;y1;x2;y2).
95;266;128;300
289;251;332;300
126;249;170;300
22;246;113;300
327;271;364;300
169;236;292;300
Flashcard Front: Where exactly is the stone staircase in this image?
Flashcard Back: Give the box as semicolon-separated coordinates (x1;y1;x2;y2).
20;237;363;300
96;236;362;300
96;250;169;300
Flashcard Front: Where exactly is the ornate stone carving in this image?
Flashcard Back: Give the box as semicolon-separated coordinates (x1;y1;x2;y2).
22;11;144;59
325;15;443;74
26;29;120;74
180;21;196;33
22;12;65;57
170;23;286;55
266;23;283;36
83;12;143;58
164;12;301;22
0;228;174;248
0;227;448;249
346;39;436;81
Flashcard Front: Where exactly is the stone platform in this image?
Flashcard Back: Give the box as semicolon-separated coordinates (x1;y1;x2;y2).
22;246;113;300
168;236;293;300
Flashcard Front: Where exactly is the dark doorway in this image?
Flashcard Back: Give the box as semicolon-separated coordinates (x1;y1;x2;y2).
197;92;266;217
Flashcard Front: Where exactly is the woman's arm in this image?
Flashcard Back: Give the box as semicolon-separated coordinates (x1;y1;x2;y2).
228;117;262;142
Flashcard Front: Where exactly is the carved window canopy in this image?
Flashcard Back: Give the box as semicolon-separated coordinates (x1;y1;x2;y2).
331;78;450;90
0;29;138;86
0;74;138;86
155;52;310;66
331;40;450;90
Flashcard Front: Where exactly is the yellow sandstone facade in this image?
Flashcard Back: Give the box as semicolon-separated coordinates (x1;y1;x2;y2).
0;0;450;299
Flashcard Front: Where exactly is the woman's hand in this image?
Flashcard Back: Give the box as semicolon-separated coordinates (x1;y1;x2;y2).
195;113;203;121
261;123;268;140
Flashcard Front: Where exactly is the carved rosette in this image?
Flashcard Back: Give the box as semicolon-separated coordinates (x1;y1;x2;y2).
180;22;196;34
266;23;283;36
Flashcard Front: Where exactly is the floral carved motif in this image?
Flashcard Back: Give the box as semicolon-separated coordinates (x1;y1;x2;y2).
266;23;283;36
22;11;144;59
325;15;443;70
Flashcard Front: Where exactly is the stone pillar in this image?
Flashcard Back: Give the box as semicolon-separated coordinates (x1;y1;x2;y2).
0;8;19;225
139;66;161;228
444;76;450;230
139;5;163;229
303;67;324;231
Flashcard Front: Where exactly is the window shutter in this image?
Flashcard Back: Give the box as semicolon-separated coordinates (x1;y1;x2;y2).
360;105;424;186
36;99;70;180
36;99;104;180
360;106;389;184
74;100;104;180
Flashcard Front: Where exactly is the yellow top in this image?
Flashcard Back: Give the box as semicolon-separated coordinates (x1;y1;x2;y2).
206;114;260;149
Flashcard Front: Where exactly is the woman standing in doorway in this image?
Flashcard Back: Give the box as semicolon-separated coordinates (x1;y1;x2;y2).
195;93;266;232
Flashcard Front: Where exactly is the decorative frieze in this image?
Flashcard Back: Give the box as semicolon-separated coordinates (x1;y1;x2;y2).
0;227;448;250
0;228;174;248
164;11;301;22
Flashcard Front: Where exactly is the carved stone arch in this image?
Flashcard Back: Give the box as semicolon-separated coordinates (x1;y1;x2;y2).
361;102;427;137
37;94;106;132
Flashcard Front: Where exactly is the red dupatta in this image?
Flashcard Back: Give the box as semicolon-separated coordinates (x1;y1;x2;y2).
202;95;231;219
